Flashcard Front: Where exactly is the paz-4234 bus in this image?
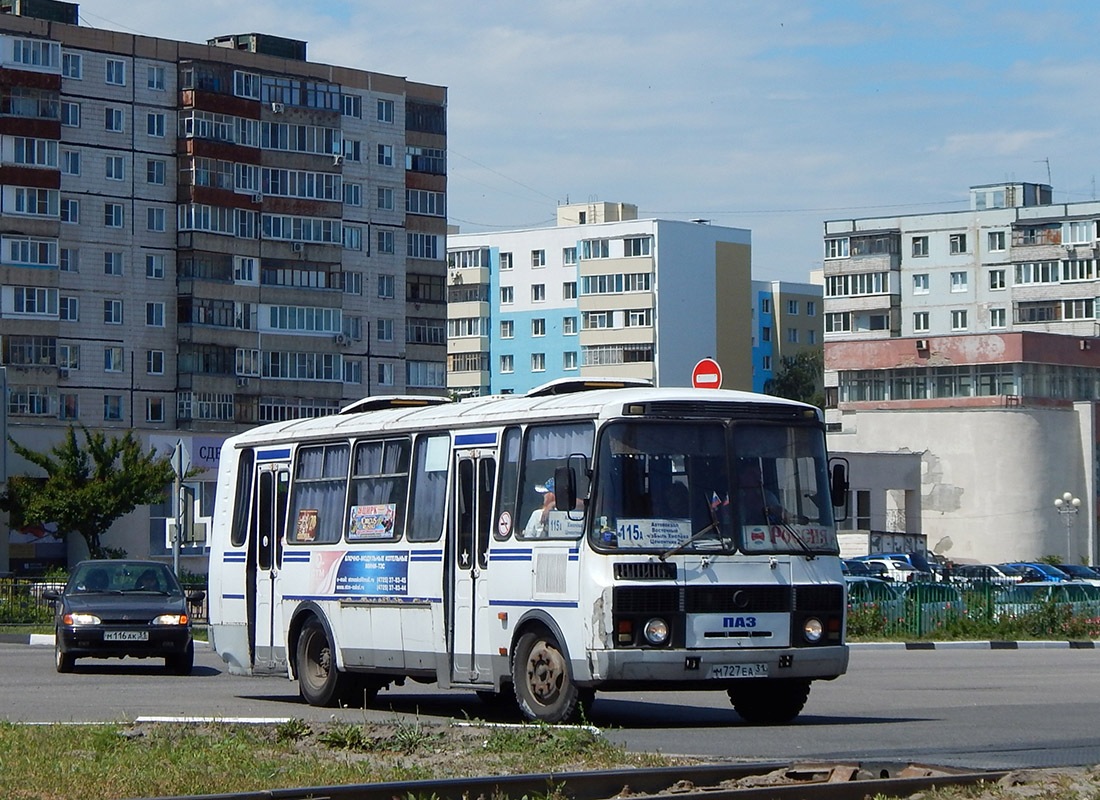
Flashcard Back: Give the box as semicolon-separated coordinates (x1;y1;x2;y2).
207;379;850;724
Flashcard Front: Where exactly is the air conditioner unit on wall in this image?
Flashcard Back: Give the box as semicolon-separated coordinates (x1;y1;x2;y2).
251;193;262;203
915;339;929;351
236;377;249;387
271;102;285;113
291;242;304;253
334;333;350;346
333;154;344;166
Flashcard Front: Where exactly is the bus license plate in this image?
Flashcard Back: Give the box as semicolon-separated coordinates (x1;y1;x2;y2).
104;631;148;641
709;663;768;679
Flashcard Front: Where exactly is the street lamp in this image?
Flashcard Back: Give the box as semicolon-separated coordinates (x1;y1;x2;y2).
1054;491;1082;563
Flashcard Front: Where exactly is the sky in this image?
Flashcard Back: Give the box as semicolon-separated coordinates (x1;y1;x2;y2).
70;0;1100;282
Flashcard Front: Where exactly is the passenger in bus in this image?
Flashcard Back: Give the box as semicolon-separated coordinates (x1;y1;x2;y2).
523;477;556;537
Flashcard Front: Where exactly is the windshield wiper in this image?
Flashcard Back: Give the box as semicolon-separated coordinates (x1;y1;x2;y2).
661;491;731;561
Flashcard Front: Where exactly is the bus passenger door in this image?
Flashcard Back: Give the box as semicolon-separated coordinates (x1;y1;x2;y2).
450;450;496;684
247;463;289;674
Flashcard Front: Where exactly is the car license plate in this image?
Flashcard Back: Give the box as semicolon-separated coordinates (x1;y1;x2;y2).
103;630;148;642
709;663;768;679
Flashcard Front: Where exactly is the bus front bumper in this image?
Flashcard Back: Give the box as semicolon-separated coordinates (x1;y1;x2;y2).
582;644;849;685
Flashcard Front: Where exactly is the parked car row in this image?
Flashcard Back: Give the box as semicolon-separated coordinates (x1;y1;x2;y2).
843;554;1100;587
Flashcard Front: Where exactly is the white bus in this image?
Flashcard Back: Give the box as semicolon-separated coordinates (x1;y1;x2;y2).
208;380;850;724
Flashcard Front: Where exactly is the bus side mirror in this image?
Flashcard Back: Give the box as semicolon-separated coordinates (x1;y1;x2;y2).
554;465;577;512
829;458;849;511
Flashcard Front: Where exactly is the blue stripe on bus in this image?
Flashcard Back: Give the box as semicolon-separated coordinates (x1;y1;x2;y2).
489;599;579;608
454;432;497;446
223;594;245;600
257;448;291;461
410;555;442;562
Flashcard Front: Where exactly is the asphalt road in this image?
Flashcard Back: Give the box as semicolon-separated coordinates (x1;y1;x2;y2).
2;640;1099;771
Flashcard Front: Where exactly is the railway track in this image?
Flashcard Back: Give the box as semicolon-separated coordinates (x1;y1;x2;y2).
147;760;1011;800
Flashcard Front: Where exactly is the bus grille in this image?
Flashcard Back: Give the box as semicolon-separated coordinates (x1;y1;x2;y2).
614;562;677;581
794;584;844;612
685;585;792;613
613;586;680;613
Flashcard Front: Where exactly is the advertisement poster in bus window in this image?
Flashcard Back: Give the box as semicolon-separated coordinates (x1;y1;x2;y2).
347;503;396;540
295;509;318;542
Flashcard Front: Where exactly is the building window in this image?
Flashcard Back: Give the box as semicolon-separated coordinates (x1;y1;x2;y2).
500;252;513;270
913;311;929;332
377;274;395;299
104;203;123;228
104;251;123;275
532;284;545;302
807;330;817;344
500;286;514;304
377;98;394;123
141;161;165;188
761;298;772;314
500;354;514;374
825;238;849;259
377;229;395;254
105;58;126;86
60;248;78;272
787;300;799;315
563;351;578;370
147;350;165;374
532;318;545;337
61;198;78;223
376;362;395;386
146;397;165;423
61;149;80;175
59;394;78;420
104;107;123;132
60;101;79;127
377;143;394;166
951;309;968;331
342;139;361;162
825;312;851;332
624;236;651;257
806;301;816;316
104;300;123;324
105;155;124;181
147;112;166;137
989;308;1006;329
626;309;651;327
762;355;772;371
563;281;577;299
500;320;514;339
911;236;929;257
531;249;546;267
761;326;771;342
988;230;1006;252
913;273;929;294
147;207;166;232
950;271;968;292
374;186;391;210
563;247;577;265
146;302;165;327
62;51;81;79
563;316;577;335
531;353;546;372
104;395;123;421
787;328;799;343
147;65;165;91
146;254;165;279
581;238;610;259
60;296;78;321
376;318;394;342
989;269;1006;290
949;233;968;254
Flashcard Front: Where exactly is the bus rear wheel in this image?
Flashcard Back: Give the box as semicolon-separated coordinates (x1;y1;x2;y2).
296;618;355;707
512;629;580;723
728;679;811;724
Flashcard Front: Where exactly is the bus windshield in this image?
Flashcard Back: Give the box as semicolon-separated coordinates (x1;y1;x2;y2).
589;419;838;556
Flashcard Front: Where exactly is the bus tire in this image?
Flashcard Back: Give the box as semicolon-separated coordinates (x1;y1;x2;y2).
728;679;811;725
512;629;579;724
296;617;354;707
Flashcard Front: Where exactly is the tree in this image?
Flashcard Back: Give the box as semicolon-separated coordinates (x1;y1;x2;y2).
764;349;825;409
0;426;179;559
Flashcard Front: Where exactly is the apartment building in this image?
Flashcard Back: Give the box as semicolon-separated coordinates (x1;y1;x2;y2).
752;279;822;394
0;0;447;572
823;182;1100;564
446;201;757;395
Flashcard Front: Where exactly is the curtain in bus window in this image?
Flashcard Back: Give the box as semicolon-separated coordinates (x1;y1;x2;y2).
407;434;448;541
289;443;349;544
517;422;593;540
348;439;410;541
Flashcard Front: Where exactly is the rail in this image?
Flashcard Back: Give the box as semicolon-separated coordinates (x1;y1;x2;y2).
0;577;209;624
144;761;1010;800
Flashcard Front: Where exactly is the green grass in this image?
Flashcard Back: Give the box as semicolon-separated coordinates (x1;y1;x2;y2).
0;719;678;800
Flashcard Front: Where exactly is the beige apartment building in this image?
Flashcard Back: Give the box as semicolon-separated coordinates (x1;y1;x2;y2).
0;0;447;572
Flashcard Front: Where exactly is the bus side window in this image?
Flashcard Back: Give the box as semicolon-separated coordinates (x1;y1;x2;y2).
407;434;448;542
494;427;521;539
288;443;349;544
230;449;254;548
517;422;592;539
347;438;409;541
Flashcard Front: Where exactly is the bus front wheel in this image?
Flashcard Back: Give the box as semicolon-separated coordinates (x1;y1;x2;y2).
296;618;355;707
728;679;811;724
512;629;580;723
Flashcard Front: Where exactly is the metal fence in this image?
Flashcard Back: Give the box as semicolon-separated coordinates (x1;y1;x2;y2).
0;577;209;625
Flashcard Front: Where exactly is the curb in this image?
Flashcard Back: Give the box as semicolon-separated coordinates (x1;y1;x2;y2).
851;640;1097;650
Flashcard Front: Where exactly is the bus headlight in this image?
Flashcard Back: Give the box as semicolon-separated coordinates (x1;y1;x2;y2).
643;618;669;645
802;617;824;643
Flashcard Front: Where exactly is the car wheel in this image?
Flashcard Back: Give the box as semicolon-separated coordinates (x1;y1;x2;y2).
165;640;194;675
296;617;356;707
511;628;580;723
728;679;811;724
54;637;75;673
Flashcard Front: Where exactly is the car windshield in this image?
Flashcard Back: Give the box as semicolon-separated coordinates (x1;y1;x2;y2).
69;562;181;595
589;419;838;556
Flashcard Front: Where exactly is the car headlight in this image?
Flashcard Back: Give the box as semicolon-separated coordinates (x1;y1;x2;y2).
643;617;669;645
153;614;189;626
64;613;101;626
803;617;824;643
